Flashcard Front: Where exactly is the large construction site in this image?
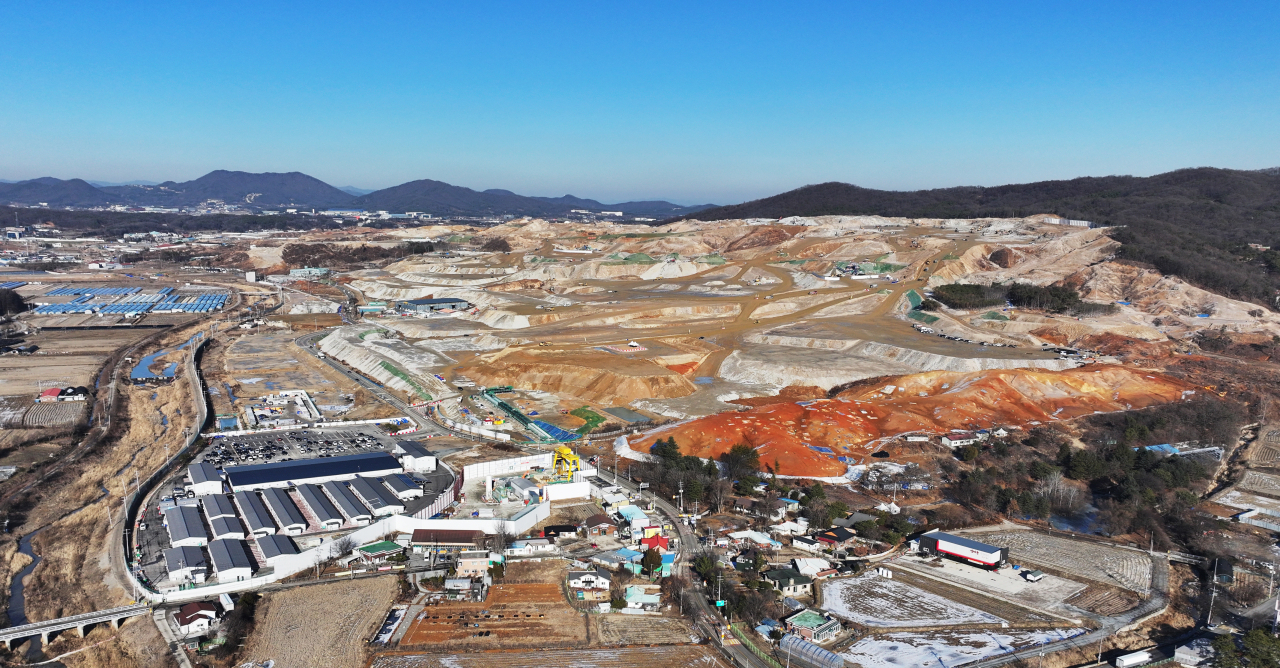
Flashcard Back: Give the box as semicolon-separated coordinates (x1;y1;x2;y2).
3;212;1278;668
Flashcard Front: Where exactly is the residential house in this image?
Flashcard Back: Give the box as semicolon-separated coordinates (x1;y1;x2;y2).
624;585;661;611
941;432;979;448
582;514;616;536
792;558;831;578
814;527;856;550
764;569;814;597
174;601;218;635
770;520;808;536
457;550;503;578
568;568;611;601
791;536;823;553
505;538;558;557
728;530;781;549
784;609;842;643
639;535;670;552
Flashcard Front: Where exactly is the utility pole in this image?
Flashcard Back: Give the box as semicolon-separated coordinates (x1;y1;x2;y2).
1208;559;1219;625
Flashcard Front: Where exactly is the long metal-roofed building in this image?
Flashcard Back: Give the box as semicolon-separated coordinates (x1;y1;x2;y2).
164;545;207;582
200;494;238;521
297;483;344;531
258;534;301;568
260;487;308;535
321;480;373;525
380;473;423;501
164;505;209;548
209;516;247;541
223;452;403;491
918;530;1010;569
348;477;405;517
233;491;277;538
209;538;255;583
402;297;470;313
188;462;224;496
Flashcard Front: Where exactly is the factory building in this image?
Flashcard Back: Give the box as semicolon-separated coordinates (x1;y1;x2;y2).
209;516;247;541
209;539;255;583
297;483;345;531
402;297;470;313
164;505;209;548
348;477;405;517
223;452;403;492
233;491;277;538
260;487;308;535
258;534;301;568
321;480;373;525
918;530;1009;569
188;462;225;496
395;440;436;473
200;494;238;522
164;546;207;582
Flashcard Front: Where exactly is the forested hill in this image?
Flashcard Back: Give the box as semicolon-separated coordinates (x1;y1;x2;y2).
675;167;1280;308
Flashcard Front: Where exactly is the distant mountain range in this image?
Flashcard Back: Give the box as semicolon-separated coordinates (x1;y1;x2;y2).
0;170;713;218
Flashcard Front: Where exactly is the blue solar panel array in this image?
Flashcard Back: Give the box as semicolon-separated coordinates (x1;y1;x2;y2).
0;281;26;290
45;287;140;296
533;420;580;442
152;293;228;313
32;289;228;315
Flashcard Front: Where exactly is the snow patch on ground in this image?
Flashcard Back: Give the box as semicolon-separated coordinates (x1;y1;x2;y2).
821;572;1003;627
841;628;1085;668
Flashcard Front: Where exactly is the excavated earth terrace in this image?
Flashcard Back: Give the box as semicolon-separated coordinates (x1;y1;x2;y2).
626;365;1193;477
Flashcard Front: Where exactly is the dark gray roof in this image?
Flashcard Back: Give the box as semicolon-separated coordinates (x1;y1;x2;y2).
261;487;307;530
164;506;208;544
406;297;468;305
297;483;343;524
233;491;277;535
209;539;254;573
164;546;206;573
349;477;403;512
200;494;238;520
925;530;1003;555
258;534;300;560
209;516;245;538
224;452;401;489
321;480;371;520
396;440;432;458
380;473;417;496
189;462;221;485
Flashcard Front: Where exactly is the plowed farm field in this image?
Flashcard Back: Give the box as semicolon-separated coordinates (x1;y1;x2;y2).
399;582;586;650
372;646;730;668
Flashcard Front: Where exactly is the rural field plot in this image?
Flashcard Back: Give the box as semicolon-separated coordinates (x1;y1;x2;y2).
0;396;28;426
821;572;1004;627
886;568;1057;624
1236;470;1280;496
240;577;399;668
963;529;1152;593
1065;585;1141;616
840;628;1086;668
594;615;698;645
372;646;730;668
23;401;84;427
399;582;585;649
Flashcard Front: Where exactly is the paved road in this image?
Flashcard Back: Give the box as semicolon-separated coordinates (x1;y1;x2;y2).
604;472;776;668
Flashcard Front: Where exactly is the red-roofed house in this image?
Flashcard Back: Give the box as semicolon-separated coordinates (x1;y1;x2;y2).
37;388;62;403
175;601;218;635
640;535;669;552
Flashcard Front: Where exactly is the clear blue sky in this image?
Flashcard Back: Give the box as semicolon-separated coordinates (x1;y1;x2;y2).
1;1;1277;204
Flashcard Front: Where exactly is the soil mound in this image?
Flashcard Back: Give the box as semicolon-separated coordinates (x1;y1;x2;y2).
629;365;1190;477
457;348;697;405
727;226;792;252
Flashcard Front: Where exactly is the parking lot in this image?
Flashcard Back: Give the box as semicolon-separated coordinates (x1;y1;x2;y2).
197;425;399;468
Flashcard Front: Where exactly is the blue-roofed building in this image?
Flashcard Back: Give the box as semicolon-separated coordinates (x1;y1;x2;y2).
224;452;403;491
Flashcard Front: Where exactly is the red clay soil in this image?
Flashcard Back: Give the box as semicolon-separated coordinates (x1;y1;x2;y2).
665;362;700;375
628;365;1193;477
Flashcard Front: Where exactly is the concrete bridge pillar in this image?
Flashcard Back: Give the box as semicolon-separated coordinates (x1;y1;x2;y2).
76;624;86;637
39;631;49;645
110;617;121;630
